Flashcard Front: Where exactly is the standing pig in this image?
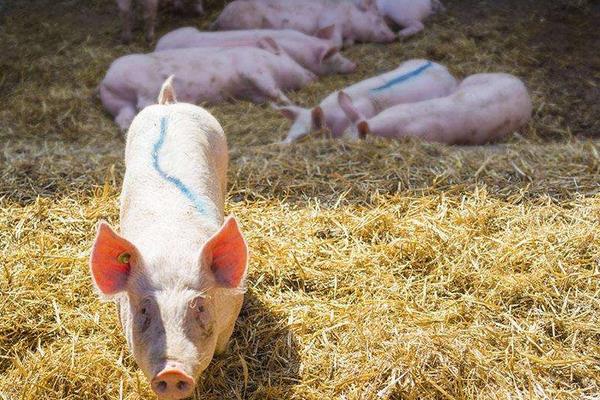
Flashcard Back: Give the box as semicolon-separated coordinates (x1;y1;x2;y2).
90;77;248;400
100;38;316;130
212;0;396;47
275;59;457;143
155;26;357;76
338;73;532;144
117;0;205;43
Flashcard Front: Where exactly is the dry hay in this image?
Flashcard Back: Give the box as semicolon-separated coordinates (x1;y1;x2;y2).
1;0;600;399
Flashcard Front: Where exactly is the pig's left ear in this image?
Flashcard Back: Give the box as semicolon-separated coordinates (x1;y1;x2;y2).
90;221;139;296
319;47;339;63
200;216;248;289
315;25;336;41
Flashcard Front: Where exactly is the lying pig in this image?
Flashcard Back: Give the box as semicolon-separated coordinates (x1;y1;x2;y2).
275;59;457;143
100;38;316;130
155;26;356;76
212;0;395;47
338;73;532;144
90;77;248;400
357;0;445;37
117;0;205;43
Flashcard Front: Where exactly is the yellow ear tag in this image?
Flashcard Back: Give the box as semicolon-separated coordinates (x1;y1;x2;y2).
117;252;131;264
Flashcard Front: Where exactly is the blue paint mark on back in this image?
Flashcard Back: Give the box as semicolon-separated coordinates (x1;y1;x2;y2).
370;61;433;92
152;116;209;215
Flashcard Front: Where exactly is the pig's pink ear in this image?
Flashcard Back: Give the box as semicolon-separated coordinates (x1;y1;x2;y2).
337;91;362;123
272;104;304;121
311;106;324;129
357;121;370;139
90;221;138;295
358;0;376;11
319;47;339;62
257;37;282;55
201;216;248;289
315;25;336;41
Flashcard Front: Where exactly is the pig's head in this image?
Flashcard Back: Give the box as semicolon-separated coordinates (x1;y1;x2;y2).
315;46;357;75
257;37;317;86
351;0;396;43
90;217;248;400
274;104;325;143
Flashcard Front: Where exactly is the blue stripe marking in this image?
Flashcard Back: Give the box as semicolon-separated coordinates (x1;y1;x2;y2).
370;61;433;92
152;116;209;215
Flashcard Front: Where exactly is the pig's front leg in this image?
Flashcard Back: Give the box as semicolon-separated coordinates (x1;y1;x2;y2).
143;0;159;42
398;21;425;37
243;72;292;105
115;106;136;132
116;0;133;43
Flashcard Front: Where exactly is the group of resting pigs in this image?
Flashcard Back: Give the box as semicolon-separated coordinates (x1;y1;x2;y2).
91;1;533;399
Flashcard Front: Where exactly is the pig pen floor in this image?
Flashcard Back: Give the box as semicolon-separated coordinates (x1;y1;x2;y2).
1;0;600;399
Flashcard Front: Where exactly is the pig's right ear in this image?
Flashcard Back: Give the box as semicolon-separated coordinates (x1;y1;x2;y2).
315;25;336;41
337;91;361;123
158;75;177;105
90;221;138;296
200;216;248;290
319;47;339;63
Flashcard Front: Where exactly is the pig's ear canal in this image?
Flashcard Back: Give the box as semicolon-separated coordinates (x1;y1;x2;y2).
90;222;138;295
201;216;248;289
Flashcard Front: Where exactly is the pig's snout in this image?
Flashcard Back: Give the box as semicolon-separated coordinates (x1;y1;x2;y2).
151;367;195;399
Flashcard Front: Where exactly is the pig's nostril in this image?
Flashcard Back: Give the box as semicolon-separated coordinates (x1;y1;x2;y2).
155;380;168;393
176;381;189;391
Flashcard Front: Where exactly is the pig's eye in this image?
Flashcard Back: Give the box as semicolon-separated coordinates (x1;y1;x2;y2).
189;297;208;324
190;298;205;313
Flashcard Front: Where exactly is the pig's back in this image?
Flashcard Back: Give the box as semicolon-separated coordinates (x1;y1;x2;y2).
453;73;532;143
121;103;228;243
320;59;436;110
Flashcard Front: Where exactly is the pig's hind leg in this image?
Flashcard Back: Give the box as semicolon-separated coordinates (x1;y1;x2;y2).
398;21;425;37
115;107;136;132
100;85;136;131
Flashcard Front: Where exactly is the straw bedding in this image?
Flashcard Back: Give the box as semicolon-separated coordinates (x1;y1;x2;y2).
1;0;599;399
